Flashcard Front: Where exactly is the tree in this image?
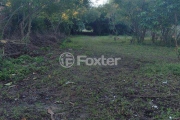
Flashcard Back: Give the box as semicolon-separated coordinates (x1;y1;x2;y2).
147;0;180;46
113;0;150;43
1;0;90;40
1;0;51;41
84;6;109;35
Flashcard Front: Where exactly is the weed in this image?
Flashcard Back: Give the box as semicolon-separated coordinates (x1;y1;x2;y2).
0;55;46;81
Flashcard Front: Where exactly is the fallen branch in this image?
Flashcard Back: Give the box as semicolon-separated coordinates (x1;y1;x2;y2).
3;52;21;58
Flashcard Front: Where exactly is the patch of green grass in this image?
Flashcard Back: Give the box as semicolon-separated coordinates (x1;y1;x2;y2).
60;42;82;49
140;62;180;76
57;36;180;119
0;55;47;81
155;108;180;119
69;36;177;62
40;46;51;51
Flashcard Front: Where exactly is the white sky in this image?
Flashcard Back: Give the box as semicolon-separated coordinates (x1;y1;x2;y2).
91;0;108;6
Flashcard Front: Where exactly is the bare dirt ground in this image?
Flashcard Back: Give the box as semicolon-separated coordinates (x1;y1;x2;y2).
0;36;180;120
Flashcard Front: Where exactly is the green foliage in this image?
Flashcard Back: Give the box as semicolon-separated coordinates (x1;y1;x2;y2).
60;38;81;49
154;108;180;119
113;0;180;45
0;55;46;81
1;0;90;38
1;0;180;44
84;5;130;35
141;63;180;76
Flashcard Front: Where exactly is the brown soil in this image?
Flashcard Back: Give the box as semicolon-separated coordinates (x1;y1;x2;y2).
1;32;66;58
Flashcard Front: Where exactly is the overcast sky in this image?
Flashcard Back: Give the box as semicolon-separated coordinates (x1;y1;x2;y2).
91;0;108;6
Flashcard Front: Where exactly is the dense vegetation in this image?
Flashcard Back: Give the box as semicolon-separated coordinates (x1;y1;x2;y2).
0;0;180;46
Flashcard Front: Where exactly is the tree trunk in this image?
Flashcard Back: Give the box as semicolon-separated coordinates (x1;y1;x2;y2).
26;17;32;44
133;22;139;43
151;32;156;43
20;12;25;40
161;27;170;45
140;28;146;43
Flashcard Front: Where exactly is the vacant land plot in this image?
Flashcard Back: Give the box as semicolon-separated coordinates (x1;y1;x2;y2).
0;36;180;120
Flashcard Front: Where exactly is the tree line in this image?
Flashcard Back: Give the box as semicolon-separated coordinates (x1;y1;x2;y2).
0;0;89;40
0;0;180;47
